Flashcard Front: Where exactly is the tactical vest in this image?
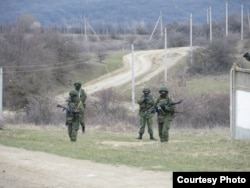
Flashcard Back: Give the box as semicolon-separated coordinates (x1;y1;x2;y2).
139;95;154;111
156;96;175;117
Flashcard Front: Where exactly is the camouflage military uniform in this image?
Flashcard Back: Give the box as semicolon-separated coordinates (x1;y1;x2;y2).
136;87;156;140
155;86;175;142
66;90;84;142
74;80;87;133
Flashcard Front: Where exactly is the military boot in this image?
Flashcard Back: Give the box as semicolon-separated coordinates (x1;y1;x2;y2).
136;133;143;140
150;134;157;140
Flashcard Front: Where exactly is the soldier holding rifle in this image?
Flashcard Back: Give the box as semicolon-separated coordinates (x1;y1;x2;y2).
154;86;176;142
136;87;156;140
57;90;83;142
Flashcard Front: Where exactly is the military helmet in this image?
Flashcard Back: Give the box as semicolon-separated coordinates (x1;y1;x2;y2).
69;90;78;96
74;80;82;86
159;86;169;93
143;86;150;92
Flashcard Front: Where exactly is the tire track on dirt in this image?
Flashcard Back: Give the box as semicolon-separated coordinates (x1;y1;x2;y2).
58;46;189;102
85;47;189;95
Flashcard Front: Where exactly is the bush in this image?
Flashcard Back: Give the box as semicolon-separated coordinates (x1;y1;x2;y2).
188;38;237;75
0;14;82;110
23;94;60;125
172;92;230;128
85;88;138;128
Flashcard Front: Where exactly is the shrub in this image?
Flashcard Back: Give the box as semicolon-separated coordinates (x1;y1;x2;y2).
85;88;138;128
23;94;60;125
173;92;230;128
0;14;82;110
188;38;237;75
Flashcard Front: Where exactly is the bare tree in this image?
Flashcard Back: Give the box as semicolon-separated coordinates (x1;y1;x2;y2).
188;38;237;75
0;14;82;112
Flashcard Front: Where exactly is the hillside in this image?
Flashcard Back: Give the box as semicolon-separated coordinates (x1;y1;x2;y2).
1;0;249;26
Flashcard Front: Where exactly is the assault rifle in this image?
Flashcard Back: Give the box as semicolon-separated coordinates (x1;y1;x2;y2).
145;100;183;114
56;104;79;116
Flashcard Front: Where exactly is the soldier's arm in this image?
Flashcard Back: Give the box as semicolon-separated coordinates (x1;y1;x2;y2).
81;89;87;102
84;89;87;100
165;98;175;112
148;96;155;105
72;101;83;114
137;96;145;104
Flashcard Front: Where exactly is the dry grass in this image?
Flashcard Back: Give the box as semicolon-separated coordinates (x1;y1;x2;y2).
1;125;250;171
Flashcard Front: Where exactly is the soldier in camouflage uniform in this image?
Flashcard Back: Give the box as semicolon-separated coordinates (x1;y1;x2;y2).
155;86;175;142
74;80;87;133
136;87;156;140
66;90;84;142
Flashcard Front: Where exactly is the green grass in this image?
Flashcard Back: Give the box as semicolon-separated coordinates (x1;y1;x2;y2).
2;50;247;172
55;50;127;94
167;59;230;95
77;51;127;85
124;57;230;101
103;50;128;73
1;126;250;171
185;75;229;95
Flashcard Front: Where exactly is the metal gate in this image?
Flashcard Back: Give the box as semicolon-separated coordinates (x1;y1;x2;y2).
230;64;250;140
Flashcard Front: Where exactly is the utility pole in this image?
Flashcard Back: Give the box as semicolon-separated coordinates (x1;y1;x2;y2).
209;6;212;42
241;4;244;41
248;10;250;32
190;13;193;66
207;8;209;24
87;20;100;41
131;44;135;112
164;27;167;83
160;11;163;37
84;15;87;40
226;1;228;37
0;67;2;119
150;12;161;40
83;15;100;41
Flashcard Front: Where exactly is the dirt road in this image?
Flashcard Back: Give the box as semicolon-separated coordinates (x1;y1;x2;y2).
0;47;189;188
84;47;189;95
0;144;172;188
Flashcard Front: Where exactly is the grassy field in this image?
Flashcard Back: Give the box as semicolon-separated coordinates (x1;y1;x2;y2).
120;55;230;101
76;50;127;85
155;58;230;95
0;125;250;171
2;49;249;173
55;50;127;94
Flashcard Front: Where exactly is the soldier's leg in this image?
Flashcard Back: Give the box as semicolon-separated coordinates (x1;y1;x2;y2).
161;120;170;142
139;115;146;134
147;117;153;134
80;113;85;133
67;122;73;141
158;122;163;142
147;117;156;140
71;121;80;142
137;115;146;139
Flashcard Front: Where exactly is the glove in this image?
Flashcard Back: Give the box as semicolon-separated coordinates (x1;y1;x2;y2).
159;104;165;110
